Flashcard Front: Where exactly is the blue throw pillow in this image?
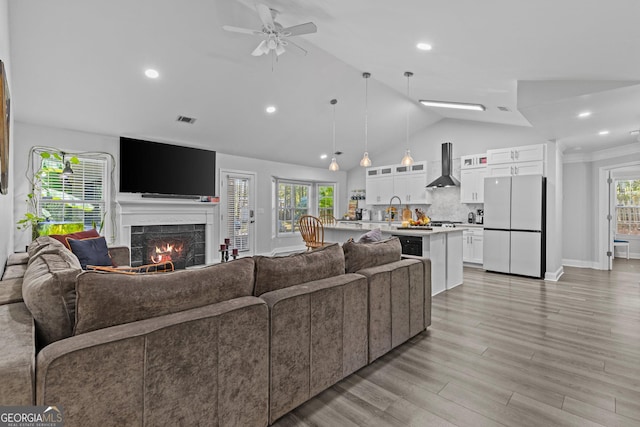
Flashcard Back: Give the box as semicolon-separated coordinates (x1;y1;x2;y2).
68;236;112;270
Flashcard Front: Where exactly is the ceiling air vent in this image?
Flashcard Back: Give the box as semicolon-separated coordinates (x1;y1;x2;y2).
176;115;197;124
497;106;510;112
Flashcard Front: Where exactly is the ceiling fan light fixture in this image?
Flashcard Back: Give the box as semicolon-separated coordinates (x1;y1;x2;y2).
275;44;285;56
419;100;486;111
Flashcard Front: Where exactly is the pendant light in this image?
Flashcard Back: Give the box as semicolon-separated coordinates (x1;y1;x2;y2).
61;152;74;177
329;99;339;171
360;72;372;167
400;71;414;167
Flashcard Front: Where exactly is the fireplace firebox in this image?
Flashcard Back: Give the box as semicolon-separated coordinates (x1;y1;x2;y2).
130;224;205;269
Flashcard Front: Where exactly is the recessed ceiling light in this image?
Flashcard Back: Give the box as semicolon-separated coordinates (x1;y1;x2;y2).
419;100;486;111
265;105;277;114
630;130;640;135
578;111;591;118
320;154;328;159
144;69;159;79
416;42;432;51
599;130;610;135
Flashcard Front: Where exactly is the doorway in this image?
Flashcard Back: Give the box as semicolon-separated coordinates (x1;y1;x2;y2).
600;163;640;270
220;170;256;256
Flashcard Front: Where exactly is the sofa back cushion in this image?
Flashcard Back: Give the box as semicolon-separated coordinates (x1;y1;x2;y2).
22;241;82;347
342;237;402;273
74;257;255;335
253;243;345;296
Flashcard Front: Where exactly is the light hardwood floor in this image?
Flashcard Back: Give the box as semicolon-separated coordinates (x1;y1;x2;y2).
273;262;640;426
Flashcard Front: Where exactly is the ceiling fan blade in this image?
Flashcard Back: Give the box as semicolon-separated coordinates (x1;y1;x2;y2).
222;25;262;35
256;3;275;31
286;39;308;55
251;40;268;56
281;22;317;37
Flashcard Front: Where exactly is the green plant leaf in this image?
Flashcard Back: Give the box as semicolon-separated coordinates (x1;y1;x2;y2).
40;152;51;159
52;153;62;160
70;156;80;164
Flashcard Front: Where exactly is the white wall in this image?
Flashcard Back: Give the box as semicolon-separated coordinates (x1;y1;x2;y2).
12;122;346;256
562;162;593;266
217;153;347;255
13;122;119;251
0;0;12;276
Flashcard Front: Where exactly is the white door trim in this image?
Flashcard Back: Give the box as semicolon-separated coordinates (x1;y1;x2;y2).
219;169;257;257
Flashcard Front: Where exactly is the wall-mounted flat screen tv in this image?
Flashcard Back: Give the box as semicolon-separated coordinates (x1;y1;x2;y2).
119;137;216;197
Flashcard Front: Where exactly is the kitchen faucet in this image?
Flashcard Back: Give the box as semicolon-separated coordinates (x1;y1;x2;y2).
388;196;402;227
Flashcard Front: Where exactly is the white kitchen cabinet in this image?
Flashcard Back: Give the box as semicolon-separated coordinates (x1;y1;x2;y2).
486;144;544;177
366;162;430;205
487;161;544;177
487;144;544;164
394;162;430;204
463;229;484;264
460;167;487;203
461;153;488;169
365;166;394;204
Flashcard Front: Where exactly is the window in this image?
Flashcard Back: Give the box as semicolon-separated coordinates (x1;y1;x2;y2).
615;179;640;235
34;150;110;232
277;181;310;234
318;183;335;219
275;180;336;236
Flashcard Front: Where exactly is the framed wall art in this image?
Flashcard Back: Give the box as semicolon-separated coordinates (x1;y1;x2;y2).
0;59;9;195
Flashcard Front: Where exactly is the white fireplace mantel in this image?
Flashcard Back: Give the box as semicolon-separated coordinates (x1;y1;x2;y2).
117;197;219;264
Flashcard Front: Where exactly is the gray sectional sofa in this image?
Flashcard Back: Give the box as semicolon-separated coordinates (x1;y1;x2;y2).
0;235;431;426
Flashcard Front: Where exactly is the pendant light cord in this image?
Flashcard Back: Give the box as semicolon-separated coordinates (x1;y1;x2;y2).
365;75;369;152
332;100;337;154
406;72;411;148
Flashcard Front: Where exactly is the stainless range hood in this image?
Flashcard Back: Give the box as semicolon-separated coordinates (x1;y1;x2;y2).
426;142;460;188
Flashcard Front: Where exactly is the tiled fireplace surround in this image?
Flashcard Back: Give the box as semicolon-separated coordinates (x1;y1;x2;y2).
117;198;218;267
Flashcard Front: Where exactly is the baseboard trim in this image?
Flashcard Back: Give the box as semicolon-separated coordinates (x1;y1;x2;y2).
562;259;602;270
544;266;564;281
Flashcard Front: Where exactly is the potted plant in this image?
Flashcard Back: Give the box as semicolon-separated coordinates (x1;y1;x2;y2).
17;150;79;240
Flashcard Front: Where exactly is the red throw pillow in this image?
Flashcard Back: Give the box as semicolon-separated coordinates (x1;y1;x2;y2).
49;229;100;250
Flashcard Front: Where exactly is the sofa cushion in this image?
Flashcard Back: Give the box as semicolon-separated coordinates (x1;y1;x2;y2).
22;246;82;347
68;236;112;270
253;243;345;297
342;237;402;274
49;228;100;250
27;235;68;259
74;257;256;335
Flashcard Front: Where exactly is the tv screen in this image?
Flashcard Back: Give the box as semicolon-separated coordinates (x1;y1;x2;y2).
119;137;216;197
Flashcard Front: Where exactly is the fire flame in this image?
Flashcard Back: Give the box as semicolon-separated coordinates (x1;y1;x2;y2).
151;242;183;264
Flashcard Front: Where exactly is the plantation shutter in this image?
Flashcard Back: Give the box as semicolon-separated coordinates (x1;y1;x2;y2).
38;156;107;230
225;175;250;252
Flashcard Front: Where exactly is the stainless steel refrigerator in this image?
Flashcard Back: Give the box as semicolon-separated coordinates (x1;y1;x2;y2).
483;175;546;278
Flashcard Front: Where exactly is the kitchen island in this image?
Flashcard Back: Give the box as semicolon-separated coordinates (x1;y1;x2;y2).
325;221;464;295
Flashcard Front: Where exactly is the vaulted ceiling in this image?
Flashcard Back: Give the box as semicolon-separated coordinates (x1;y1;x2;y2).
8;0;640;168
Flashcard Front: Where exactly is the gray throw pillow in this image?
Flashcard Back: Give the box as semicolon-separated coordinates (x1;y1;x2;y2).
357;228;382;243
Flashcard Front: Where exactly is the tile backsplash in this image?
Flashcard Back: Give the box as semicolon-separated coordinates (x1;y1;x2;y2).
424;187;481;222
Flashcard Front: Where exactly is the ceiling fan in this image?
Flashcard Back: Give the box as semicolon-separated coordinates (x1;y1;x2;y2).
222;3;317;57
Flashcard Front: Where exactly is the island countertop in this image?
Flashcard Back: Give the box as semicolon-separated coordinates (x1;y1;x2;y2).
326;221;469;236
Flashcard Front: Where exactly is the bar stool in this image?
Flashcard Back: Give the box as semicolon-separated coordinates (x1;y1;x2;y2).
613;239;630;259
